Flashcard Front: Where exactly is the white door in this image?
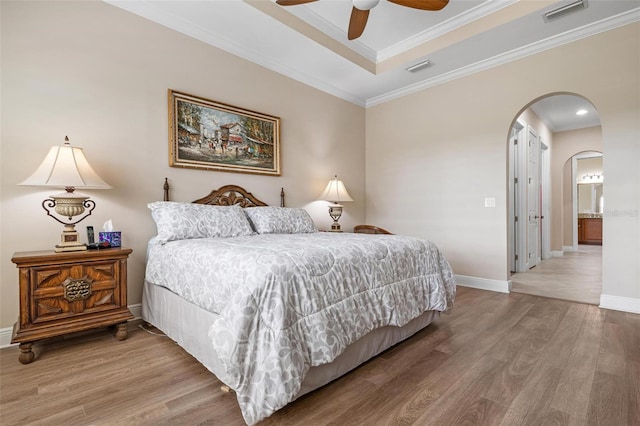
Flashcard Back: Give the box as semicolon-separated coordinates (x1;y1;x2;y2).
527;128;541;268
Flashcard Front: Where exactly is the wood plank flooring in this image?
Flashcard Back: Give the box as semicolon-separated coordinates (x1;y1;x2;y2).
1;286;638;425
511;245;602;305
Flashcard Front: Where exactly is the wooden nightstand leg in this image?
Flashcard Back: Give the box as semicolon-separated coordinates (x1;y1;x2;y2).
114;322;128;341
18;342;35;364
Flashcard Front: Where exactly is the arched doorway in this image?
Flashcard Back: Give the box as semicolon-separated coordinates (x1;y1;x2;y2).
507;93;603;304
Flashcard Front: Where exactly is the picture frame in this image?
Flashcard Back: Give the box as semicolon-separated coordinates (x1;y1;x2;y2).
168;90;281;176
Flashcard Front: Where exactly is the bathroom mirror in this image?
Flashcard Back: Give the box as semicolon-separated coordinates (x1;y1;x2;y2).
578;183;603;214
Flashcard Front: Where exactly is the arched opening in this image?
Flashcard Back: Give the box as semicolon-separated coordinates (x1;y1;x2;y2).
507;93;603;305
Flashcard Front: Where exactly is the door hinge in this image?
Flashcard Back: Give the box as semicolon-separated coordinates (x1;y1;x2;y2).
514;178;518;184
515;254;519;261
515;216;519;222
514;139;518;145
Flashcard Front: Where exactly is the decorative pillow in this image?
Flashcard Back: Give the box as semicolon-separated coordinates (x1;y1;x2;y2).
245;207;317;234
148;202;254;243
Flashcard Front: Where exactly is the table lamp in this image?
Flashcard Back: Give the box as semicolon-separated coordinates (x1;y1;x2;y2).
318;175;353;232
18;136;112;252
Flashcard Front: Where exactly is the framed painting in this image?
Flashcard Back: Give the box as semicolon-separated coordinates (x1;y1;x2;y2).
168;90;281;176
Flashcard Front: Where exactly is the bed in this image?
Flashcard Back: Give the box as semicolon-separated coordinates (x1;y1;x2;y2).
142;181;456;425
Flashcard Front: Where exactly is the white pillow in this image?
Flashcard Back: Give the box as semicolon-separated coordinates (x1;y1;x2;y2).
245;206;317;234
148;202;254;243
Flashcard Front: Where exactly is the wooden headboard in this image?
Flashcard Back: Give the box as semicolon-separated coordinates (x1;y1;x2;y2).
163;178;285;207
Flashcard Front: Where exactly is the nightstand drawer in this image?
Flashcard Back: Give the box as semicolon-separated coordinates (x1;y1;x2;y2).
29;259;122;324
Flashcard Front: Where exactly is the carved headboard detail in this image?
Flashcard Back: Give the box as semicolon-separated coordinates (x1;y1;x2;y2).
194;185;268;207
163;178;285;207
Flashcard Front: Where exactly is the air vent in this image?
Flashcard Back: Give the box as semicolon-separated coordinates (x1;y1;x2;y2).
542;0;586;22
406;59;433;73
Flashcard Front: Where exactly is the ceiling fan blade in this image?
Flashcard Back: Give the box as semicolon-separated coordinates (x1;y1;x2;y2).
348;7;370;40
276;0;318;6
387;0;449;11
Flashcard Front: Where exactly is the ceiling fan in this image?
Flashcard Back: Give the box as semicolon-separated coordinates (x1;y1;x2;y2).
276;0;449;40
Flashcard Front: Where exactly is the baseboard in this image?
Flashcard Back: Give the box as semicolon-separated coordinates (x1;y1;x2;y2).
0;303;143;349
0;326;14;349
129;303;142;321
599;294;640;314
456;275;511;294
562;245;575;252
551;250;564;257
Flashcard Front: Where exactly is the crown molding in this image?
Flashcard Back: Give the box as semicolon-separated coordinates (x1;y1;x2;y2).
104;0;366;106
376;0;518;62
366;7;640;107
275;1;520;65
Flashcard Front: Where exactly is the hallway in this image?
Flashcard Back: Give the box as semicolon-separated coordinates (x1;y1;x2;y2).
510;245;602;305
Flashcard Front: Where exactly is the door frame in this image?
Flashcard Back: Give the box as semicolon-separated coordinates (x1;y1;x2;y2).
526;126;541;269
509;119;529;273
509;119;548;273
540;139;551;260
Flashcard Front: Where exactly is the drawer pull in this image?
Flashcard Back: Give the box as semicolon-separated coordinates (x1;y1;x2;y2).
62;276;93;302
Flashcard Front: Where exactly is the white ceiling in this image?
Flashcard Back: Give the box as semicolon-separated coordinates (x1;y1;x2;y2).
105;0;639;129
530;94;601;132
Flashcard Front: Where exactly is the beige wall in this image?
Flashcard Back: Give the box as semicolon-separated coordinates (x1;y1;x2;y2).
577;157;604;179
0;1;366;328
552;128;603;248
366;23;640;301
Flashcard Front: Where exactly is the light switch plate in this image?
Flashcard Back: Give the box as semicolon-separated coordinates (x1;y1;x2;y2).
484;197;496;208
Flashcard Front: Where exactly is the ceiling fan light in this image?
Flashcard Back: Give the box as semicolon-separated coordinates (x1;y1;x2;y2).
353;0;380;11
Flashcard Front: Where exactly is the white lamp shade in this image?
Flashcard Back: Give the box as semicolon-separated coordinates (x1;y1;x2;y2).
319;176;353;203
19;144;111;189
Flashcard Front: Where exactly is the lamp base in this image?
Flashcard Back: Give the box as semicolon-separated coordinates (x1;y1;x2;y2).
55;244;87;253
55;225;87;252
328;204;344;232
329;221;343;232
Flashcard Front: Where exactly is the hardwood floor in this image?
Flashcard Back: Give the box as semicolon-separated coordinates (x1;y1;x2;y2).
1;286;638;425
511;245;602;305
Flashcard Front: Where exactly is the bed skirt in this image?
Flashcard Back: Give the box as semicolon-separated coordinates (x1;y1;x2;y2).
142;279;440;399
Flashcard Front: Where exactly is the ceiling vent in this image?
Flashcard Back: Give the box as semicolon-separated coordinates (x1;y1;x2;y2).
542;0;586;22
406;59;433;73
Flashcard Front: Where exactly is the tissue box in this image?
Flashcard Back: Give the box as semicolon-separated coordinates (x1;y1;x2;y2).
99;231;121;247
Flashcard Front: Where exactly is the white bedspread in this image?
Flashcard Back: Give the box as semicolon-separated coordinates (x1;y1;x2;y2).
146;233;456;424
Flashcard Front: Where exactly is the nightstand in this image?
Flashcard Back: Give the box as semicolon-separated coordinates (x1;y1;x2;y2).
10;247;134;364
